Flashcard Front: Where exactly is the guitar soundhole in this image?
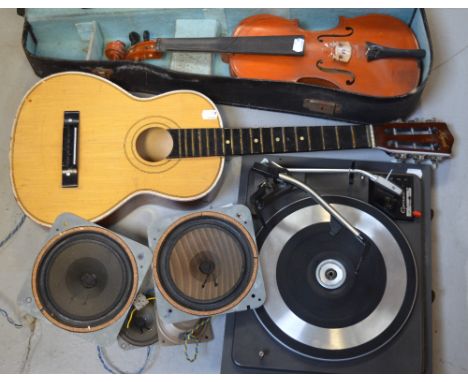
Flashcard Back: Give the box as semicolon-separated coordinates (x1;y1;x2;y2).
135;127;173;162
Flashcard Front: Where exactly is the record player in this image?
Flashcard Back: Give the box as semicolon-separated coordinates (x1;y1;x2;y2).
221;156;433;373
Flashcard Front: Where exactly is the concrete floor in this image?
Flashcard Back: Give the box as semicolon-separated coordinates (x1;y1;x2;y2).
0;9;467;373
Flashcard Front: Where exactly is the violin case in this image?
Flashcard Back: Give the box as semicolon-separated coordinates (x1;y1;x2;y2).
18;8;433;123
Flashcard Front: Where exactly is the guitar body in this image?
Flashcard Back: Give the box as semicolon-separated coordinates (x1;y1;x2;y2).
10;72;224;226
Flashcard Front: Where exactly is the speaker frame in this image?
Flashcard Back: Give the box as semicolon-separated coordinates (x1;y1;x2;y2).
149;204;266;324
18;213;153;345
156;315;214;347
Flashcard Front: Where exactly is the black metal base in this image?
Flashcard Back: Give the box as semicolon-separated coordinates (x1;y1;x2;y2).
221;156;433;373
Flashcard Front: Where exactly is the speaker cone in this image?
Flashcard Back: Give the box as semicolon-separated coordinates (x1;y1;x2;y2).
153;212;258;316
32;227;138;332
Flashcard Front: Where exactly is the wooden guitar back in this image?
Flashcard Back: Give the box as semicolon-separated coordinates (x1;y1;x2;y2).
10;72;224;226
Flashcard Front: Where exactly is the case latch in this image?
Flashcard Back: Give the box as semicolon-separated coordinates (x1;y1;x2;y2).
303;99;341;116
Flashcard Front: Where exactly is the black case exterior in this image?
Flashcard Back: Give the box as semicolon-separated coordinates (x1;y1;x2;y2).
19;10;433;124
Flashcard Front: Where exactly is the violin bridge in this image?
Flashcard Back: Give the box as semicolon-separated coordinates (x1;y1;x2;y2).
330;41;352;63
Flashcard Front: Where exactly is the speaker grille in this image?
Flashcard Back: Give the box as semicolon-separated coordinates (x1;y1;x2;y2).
32;227;138;332
154;212;258;315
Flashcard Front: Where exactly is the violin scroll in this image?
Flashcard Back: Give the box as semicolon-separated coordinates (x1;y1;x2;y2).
104;40;127;60
105;31;162;61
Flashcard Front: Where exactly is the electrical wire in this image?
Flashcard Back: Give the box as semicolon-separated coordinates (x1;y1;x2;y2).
97;346;116;374
0;213;26;250
96;345;152;374
183;318;210;363
126;297;156;329
0;307;23;328
97;294;156;373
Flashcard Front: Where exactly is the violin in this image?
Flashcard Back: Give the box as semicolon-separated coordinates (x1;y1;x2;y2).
105;14;426;98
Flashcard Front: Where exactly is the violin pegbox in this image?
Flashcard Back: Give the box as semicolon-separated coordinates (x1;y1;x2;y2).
373;121;454;165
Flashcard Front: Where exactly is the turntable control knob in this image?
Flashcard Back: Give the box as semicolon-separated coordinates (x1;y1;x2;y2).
412;210;422;218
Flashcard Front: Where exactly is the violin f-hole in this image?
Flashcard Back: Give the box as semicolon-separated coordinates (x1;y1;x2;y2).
315;60;356;85
317;26;354;42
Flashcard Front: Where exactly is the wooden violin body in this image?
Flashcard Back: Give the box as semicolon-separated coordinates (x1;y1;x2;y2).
106;14;424;97
227;14;423;97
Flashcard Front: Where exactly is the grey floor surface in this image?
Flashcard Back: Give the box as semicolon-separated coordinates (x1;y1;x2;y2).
0;8;467;373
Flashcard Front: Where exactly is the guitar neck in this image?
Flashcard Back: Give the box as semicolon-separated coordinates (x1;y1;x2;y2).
167;124;374;158
158;35;305;56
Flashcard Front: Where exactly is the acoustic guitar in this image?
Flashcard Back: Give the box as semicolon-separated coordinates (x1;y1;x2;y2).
10;72;453;226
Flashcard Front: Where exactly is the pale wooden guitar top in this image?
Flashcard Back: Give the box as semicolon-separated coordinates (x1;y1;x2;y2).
10;72;224;226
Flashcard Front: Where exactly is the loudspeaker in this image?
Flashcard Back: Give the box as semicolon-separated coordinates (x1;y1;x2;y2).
118;290;159;348
18;213;153;345
117;292;214;349
149;204;265;323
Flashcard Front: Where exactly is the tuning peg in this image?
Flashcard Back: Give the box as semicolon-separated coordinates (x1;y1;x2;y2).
129;31;141;46
406;156;417;164
394;153;408;161
431;158;441;169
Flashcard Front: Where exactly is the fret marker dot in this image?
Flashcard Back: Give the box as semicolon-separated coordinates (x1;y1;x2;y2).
300;136;305;141
225;140;230;145
254;138;259;143
275;137;280;142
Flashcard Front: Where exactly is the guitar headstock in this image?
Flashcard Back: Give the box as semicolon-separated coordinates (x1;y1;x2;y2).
373;121;454;164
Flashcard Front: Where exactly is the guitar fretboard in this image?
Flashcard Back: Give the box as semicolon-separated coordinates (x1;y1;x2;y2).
167;125;374;158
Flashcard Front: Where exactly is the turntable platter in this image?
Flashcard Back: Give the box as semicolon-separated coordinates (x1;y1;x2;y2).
256;196;417;361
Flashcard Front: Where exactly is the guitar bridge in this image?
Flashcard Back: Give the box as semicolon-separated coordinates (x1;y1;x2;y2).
62;111;79;188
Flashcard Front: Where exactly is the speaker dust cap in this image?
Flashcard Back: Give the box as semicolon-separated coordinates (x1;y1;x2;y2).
153;211;258;316
32;226;138;332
